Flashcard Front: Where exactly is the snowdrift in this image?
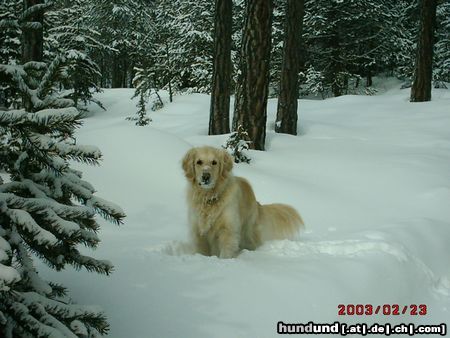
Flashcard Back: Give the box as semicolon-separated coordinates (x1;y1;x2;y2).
42;85;450;337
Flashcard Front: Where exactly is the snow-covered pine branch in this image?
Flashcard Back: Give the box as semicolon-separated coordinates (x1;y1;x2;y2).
1;49;125;336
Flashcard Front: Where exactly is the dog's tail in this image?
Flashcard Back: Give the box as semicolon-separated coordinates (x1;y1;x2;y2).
258;203;304;242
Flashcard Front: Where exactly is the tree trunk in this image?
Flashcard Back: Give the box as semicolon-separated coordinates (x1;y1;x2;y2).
209;0;232;135
233;0;272;150
366;71;373;87
410;0;437;102
165;42;173;102
112;55;122;88
329;33;342;97
22;0;44;64
275;0;304;135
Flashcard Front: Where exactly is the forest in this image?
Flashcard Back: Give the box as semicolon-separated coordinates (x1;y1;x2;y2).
0;0;449;337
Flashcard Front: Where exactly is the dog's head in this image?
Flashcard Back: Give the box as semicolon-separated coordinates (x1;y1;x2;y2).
182;146;233;189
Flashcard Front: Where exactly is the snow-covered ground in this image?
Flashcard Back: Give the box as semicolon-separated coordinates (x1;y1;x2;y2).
42;81;450;337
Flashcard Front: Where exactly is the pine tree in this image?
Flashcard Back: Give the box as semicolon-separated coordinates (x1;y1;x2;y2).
275;0;305;135
230;0;245;92
269;0;287;93
83;0;153;88
132;67;164;113
0;2;125;335
209;0;233;135
410;0;438;102
0;0;22;109
233;0;273;151
303;0;409;97
223;125;251;163
0;57;125;338
151;0;213;94
45;0;109;110
127;91;151;126
433;0;449;87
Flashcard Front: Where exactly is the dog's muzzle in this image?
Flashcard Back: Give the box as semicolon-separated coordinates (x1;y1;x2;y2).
201;172;211;185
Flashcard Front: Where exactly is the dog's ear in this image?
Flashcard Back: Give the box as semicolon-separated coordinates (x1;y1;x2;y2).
182;148;196;180
220;149;234;178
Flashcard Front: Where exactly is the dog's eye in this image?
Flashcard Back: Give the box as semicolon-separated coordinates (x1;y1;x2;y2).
212;160;217;165
196;160;203;165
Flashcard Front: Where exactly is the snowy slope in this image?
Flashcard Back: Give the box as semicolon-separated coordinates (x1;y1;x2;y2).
41;84;450;338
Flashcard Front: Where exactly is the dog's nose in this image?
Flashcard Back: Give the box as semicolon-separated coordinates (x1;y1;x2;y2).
202;172;211;183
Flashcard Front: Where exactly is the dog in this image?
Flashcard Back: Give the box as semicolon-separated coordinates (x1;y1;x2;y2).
182;146;304;258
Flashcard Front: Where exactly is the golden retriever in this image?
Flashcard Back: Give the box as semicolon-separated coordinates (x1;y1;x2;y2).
182;146;304;258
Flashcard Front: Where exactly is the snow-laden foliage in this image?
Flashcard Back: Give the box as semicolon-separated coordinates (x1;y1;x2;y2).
148;0;213;94
223;125;251;164
434;1;450;87
83;0;155;88
132;67;164;111
299;66;325;98
302;0;410;97
127;66;171;126
0;0;107;111
0;57;125;337
269;0;287;95
0;0;24;109
127;91;151;126
44;0;115;109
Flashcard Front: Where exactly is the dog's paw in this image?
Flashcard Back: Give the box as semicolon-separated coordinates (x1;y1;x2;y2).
219;248;237;259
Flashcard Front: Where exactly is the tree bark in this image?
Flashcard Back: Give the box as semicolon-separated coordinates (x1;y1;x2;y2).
233;0;272;150
275;0;304;135
410;0;437;102
209;0;232;135
366;71;373;87
111;55;122;88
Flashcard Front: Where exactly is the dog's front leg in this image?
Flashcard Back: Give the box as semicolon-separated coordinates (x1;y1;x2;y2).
194;231;211;256
214;219;240;259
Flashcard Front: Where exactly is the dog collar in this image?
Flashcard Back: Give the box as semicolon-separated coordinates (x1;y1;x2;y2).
206;196;219;205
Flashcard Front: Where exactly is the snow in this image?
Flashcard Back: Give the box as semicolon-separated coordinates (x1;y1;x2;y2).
7;209;58;246
0;263;20;291
40;83;450;337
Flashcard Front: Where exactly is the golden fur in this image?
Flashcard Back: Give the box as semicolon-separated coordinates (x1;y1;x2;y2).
182;146;304;258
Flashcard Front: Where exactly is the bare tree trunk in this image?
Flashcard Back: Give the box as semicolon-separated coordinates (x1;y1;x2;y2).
22;0;44;64
165;42;173;102
22;0;44;112
410;0;437;102
209;0;232;135
275;0;304;135
366;71;373;87
112;55;122;88
233;0;272;150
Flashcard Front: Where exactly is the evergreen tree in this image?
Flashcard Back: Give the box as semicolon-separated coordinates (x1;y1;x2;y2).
127;91;151;126
233;0;273;151
0;2;125;335
0;0;22;108
45;0;110;110
209;0;233;135
275;0;305;135
410;0;438;102
0;57;125;338
127;67;163;126
269;0;286;93
230;0;245;92
223;125;251;163
303;0;411;97
151;0;214;94
433;1;449;87
83;0;153;88
388;0;419;84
